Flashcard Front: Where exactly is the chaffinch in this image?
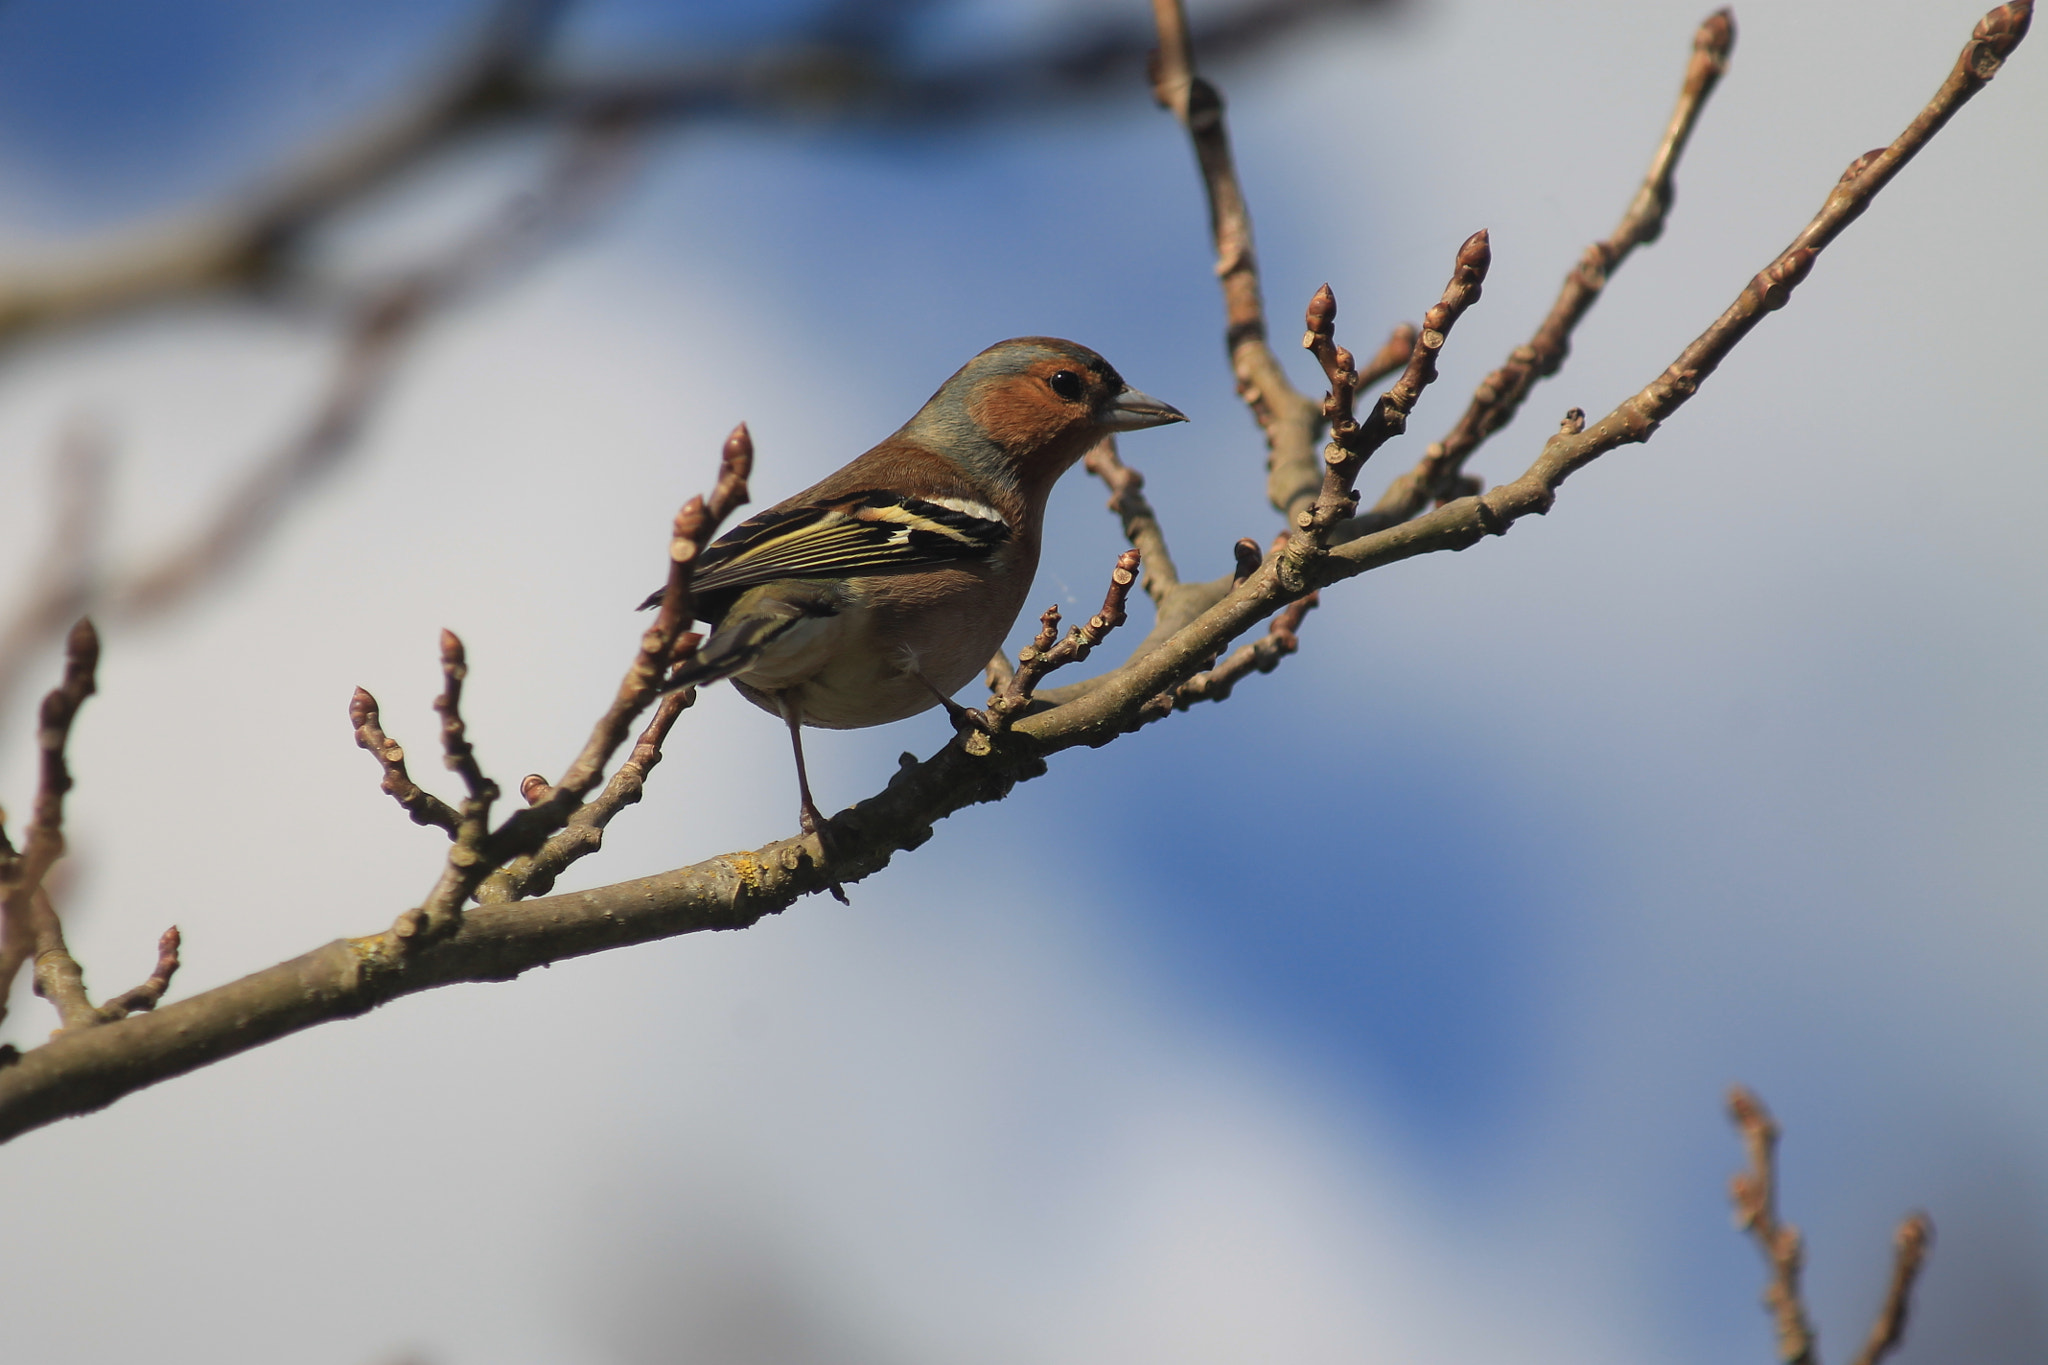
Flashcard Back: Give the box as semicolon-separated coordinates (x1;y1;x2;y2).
644;336;1185;838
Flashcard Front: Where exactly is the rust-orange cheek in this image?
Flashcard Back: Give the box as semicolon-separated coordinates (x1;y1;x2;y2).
967;379;1080;461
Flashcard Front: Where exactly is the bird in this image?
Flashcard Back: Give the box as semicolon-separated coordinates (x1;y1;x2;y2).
642;336;1185;845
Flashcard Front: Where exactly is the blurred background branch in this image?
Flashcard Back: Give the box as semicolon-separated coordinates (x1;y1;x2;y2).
0;0;1397;724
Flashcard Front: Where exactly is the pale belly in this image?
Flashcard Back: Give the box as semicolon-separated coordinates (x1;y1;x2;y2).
725;577;1020;730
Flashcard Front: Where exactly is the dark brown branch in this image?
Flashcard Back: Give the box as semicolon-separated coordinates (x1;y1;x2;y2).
1150;0;1324;522
96;928;183;1023
1729;1087;1819;1365
1848;1215;1934;1365
0;0;2025;1146
1351;9;1735;539
350;688;461;836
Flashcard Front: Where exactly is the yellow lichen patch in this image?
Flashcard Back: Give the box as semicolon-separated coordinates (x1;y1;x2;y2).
727;853;766;892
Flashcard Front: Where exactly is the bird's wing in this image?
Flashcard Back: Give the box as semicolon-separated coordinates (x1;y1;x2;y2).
687;490;1011;597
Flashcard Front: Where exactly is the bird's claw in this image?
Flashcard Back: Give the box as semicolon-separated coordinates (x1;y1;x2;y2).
938;696;994;736
798;799;851;904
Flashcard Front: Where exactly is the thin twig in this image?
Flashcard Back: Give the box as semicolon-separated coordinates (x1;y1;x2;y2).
385;424;751;947
1352;10;1736;539
1292;232;1491;556
1470;1;2032;533
1848;1215;1934;1365
1729;1087;1820;1365
435;631;495;806
1151;0;1324;521
979;549;1143;733
479;688;696;903
0;622;101;1032
349;688;461;836
1083;437;1180;605
96;928;183;1023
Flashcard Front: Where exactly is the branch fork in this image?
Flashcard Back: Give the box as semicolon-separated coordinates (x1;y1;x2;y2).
1284;232;1491;581
1728;1087;1934;1365
369;423;753;949
967;548;1144;749
0;622;184;1036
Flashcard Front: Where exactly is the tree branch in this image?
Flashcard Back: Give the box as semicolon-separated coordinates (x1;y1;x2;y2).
0;622;101;1033
1728;1087;1820;1365
0;104;647;724
1351;8;1735;539
1727;1087;1938;1365
0;0;2027;1147
1150;0;1325;523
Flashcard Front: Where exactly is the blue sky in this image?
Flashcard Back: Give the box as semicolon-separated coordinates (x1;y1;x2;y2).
0;2;2043;1362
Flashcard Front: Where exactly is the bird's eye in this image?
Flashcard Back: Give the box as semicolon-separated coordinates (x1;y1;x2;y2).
1048;370;1085;401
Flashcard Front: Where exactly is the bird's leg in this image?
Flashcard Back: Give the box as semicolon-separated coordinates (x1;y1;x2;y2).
899;650;992;734
778;694;849;905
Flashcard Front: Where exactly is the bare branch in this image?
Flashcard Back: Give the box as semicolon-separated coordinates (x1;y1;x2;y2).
1354;9;1736;538
479;688;696;904
1848;1214;1934;1365
1152;593;1316;715
0;622;101;1033
1468;0;2030;532
434;630;497;808
96;928;183;1023
1292;231;1491;553
350;688;461;837
1728;1087;1820;1365
387;423;750;948
1083;437;1180;605
1728;1087;1937;1365
979;549;1143;733
0;0;571;344
1151;0;1324;521
0;0;1382;349
0;0;2027;1148
0;106;649;725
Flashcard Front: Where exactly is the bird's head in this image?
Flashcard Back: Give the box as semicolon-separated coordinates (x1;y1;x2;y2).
896;337;1186;495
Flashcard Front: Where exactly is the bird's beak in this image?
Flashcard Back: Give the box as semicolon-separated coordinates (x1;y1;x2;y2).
1101;386;1188;431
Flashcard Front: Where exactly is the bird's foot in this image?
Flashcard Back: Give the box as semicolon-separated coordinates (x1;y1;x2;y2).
937;695;994;736
799;798;851;905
